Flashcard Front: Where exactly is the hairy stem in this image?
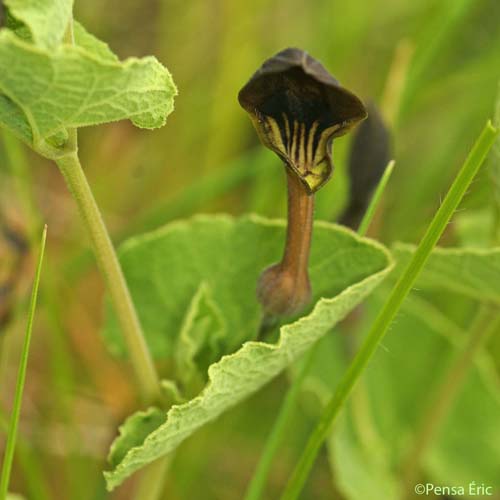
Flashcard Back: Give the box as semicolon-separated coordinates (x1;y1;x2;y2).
56;152;161;404
280;121;498;500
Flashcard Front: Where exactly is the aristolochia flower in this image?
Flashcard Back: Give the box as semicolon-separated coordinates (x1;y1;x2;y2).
239;47;367;193
239;48;366;326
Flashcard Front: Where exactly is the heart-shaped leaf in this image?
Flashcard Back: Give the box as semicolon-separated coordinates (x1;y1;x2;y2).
102;214;392;489
0;5;176;158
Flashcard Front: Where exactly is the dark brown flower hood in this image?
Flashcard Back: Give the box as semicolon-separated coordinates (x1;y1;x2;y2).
239;48;367;193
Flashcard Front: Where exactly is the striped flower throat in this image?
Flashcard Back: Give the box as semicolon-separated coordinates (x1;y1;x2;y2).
254;110;341;193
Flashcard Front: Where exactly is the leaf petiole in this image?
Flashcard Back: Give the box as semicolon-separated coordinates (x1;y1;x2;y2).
55;152;162;405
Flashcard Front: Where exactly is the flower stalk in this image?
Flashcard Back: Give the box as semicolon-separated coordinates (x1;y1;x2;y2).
239;48;367;322
258;170;314;318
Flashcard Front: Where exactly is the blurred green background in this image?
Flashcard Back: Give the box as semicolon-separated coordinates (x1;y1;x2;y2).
1;0;499;498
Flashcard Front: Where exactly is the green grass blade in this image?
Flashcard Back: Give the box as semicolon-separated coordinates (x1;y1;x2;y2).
244;158;396;500
1;128;84;499
0;225;47;500
280;121;499;500
357;160;395;236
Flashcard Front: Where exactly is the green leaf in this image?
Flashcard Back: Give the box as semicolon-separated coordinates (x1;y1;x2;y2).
72;21;118;63
174;283;227;396
324;292;500;500
330;411;400;500
0;26;176;156
0;94;33;144
102;214;392;489
393;243;500;304
453;209;494;247
424;368;500;489
5;0;73;49
4;8;33;43
0;30;176;143
104;214;392;358
160;380;186;405
108;407;166;469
